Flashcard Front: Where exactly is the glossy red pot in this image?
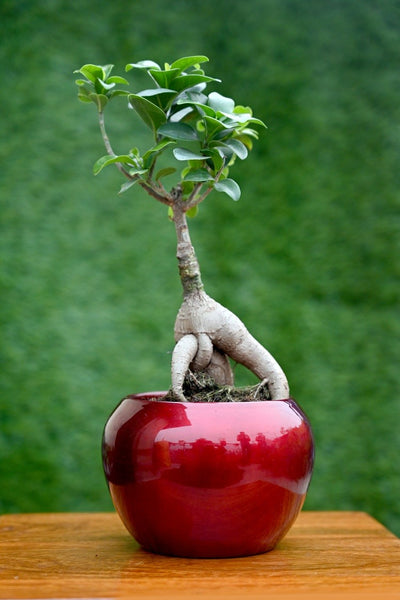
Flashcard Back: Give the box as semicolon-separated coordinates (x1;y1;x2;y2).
102;392;314;558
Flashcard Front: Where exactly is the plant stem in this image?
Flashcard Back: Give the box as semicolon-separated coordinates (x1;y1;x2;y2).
140;181;172;206
172;198;204;297
98;112;131;179
185;164;226;209
98;111;113;155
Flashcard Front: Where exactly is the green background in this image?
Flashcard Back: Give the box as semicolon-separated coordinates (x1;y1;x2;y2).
1;0;399;535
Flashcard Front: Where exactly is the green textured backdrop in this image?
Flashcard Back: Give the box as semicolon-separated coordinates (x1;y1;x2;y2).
1;0;399;535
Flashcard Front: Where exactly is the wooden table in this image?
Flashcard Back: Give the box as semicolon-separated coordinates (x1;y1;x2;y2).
0;511;399;599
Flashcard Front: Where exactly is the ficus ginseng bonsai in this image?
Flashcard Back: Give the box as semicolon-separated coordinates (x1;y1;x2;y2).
74;55;289;402
75;55;314;558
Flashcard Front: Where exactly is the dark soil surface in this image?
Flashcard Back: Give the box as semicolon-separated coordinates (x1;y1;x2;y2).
164;371;271;403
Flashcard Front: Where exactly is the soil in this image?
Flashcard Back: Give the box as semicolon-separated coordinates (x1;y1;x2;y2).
164;371;271;403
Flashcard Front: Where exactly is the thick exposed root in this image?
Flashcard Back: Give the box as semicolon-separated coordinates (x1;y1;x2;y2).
206;347;234;386
170;201;289;403
172;290;289;402
171;335;234;401
171;334;198;402
190;332;213;371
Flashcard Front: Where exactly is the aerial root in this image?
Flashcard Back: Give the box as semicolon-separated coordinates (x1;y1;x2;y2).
171;334;198;402
171;333;234;400
191;333;213;371
173;291;290;401
206;347;234;386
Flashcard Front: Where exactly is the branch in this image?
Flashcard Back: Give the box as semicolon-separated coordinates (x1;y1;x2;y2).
188;184;214;208
98;111;172;206
139;181;173;206
98;112;133;180
185;182;203;208
184;164;226;210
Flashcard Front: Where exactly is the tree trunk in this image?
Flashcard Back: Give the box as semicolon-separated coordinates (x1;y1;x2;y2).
170;196;289;402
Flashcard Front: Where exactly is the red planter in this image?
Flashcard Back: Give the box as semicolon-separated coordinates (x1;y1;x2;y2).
102;392;314;558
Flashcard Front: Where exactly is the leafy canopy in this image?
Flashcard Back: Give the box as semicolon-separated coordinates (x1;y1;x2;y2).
74;56;266;205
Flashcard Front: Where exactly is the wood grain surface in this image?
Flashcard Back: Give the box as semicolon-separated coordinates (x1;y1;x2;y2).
0;511;399;599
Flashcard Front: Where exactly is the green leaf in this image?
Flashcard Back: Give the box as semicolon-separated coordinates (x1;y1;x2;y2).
188;159;204;168
221;138;248;160
76;81;95;101
214;178;241;201
106;75;129;85
239;127;259;139
170;74;220;93
170;106;194;122
142;139;175;166
149;68;181;89
75;64;105;83
203;115;232;139
221;166;230;179
233;114;267;128
225;107;267;128
236;134;254;150
173;148;205;161
233;105;253;115
128;167;148;177
102;64;114;79
247;117;267;128
128;94;167;134
77;93;93;104
176;90;208;106
213;127;236;141
186;204;199;218
136;88;177;110
119;179;140;194
88;93;108;112
208;92;235;113
158;122;198;141
181;180;195;195
137;87;175;95
209;143;233;159
203;148;225;173
155;167;176;180
170;55;209;71
143;138;175;156
126;60;161;71
194;103;216;117
98;78;116;91
183;169;213;182
175;98;216;120
109;89;130;99
93;154;134;175
75;78;92;87
130;147;141;158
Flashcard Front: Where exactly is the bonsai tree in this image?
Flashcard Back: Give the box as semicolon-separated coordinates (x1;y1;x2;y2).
74;55;289;402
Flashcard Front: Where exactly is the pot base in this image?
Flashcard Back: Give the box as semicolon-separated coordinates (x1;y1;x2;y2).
109;479;306;558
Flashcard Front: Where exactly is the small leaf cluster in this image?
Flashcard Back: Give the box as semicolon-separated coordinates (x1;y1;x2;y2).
74;56;266;206
74;63;130;111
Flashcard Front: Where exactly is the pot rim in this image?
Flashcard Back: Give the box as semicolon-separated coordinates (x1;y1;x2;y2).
124;391;295;406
